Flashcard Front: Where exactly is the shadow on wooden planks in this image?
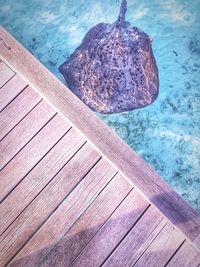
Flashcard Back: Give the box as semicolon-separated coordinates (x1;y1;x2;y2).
6;203;191;267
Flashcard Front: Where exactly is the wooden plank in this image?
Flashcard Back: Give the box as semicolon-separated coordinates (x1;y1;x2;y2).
133;223;185;267
0;61;15;88
0;100;56;169
68;191;150;267
100;206;163;267
0;27;199;249
10;172;127;267
129;220;167;265
37;174;132;267
0;127;85;235
0;86;41;140
194;234;200;250
167;241;200;267
0;114;70;202
0;148;111;266
0;74;27;111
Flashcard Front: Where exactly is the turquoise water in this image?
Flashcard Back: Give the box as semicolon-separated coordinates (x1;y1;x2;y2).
1;0;200;211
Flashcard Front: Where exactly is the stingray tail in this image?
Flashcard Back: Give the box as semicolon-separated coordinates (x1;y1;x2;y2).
117;0;127;24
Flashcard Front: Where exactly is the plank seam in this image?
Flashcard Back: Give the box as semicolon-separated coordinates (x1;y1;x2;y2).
65;186;134;267
0;72;16;90
0;128;73;237
0;120;69;205
99;204;151;267
164;239;186;267
6;152;102;266
0;110;57;171
0;97;43;142
131;219;168;266
0;84;29;113
37;171;120;266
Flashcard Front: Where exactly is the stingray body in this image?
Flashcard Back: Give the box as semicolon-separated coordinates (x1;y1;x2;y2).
59;0;159;114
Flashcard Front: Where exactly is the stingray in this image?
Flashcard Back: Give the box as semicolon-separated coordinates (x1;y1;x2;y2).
59;0;159;114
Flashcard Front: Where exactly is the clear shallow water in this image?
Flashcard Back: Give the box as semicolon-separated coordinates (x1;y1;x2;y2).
0;0;200;211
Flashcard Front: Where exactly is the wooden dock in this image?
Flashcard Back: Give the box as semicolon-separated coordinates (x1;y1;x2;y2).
0;27;200;266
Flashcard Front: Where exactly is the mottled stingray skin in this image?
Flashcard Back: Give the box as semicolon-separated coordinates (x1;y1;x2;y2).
59;0;159;114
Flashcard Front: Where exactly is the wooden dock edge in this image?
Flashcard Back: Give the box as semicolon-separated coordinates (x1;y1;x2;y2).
0;26;200;251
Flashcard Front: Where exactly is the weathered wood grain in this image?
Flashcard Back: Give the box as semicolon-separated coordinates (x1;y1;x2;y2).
0;114;70;202
70;190;150;267
0;127;85;235
0;74;27;111
0;27;199;249
10;162;118;267
194;234;200;251
0;148;111;266
39;173;132;267
133;223;185;267
102;206;164;267
0;100;56;169
130;219;167;265
167;241;200;267
0;86;41;140
0;61;15;88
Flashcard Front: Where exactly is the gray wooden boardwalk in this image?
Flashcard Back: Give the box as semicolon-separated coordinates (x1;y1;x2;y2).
0;27;200;266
